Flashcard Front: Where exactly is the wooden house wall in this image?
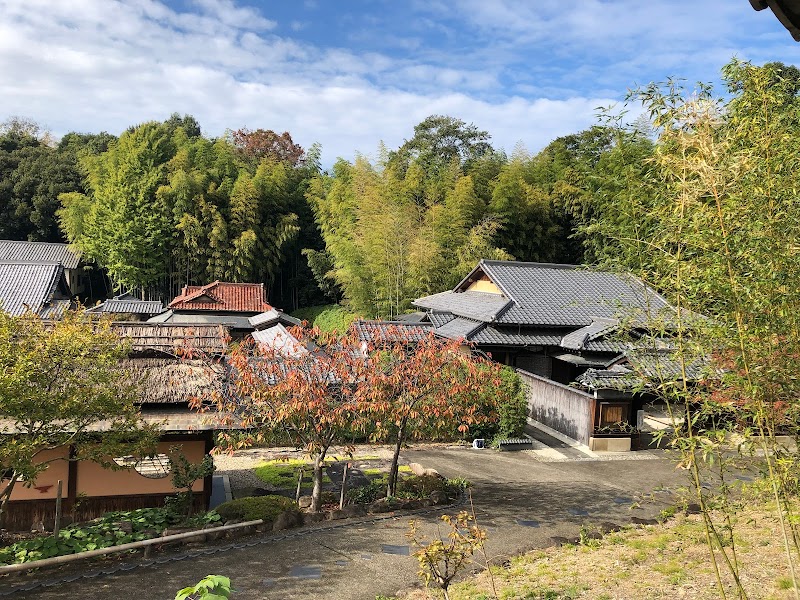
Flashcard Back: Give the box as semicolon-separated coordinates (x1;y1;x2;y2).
4;435;213;532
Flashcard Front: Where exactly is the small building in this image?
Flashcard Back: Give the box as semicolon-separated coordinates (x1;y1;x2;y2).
150;281;274;338
413;259;687;451
3;323;231;531
85;292;164;321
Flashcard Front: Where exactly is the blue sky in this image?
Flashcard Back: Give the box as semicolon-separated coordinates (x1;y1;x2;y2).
0;0;798;165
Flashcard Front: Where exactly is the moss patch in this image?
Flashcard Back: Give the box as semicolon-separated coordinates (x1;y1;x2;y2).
254;459;332;489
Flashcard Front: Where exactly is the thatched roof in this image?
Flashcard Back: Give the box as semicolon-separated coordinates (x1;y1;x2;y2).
112;323;228;356
121;358;225;405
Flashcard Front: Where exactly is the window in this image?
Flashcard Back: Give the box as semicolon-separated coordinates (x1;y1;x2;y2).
113;454;171;479
598;403;627;428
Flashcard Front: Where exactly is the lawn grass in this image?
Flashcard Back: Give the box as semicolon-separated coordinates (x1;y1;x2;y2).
402;504;800;600
253;459;332;489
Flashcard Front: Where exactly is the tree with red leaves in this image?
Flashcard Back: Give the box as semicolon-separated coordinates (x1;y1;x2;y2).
230;128;305;166
364;329;505;497
220;326;367;512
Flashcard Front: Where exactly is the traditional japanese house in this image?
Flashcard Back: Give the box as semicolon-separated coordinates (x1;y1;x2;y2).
0;261;73;318
85;292;164;321
413;259;689;451
3;324;230;531
150;281;274;338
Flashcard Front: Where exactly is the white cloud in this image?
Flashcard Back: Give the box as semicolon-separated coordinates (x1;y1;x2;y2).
0;0;613;164
1;0;792;168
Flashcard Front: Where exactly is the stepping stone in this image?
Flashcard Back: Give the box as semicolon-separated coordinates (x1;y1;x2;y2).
567;508;589;516
261;578;276;588
289;565;322;579
381;544;411;555
613;496;632;504
361;553;373;560
515;519;540;528
335;560;349;566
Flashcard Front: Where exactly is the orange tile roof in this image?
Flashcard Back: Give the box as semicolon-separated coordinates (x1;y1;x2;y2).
168;281;272;313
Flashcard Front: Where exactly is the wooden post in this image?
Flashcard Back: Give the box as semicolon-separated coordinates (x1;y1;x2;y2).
295;468;304;503
339;463;349;510
53;480;63;537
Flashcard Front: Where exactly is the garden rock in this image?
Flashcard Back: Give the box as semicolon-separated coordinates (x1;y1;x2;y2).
272;510;302;531
630;517;658;526
429;490;449;505
327;509;347;521
341;504;367;518
298;495;313;509
408;462;443;478
368;499;393;514
303;512;326;525
400;499;423;510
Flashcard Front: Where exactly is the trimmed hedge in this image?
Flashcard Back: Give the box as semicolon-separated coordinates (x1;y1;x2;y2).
215;495;297;522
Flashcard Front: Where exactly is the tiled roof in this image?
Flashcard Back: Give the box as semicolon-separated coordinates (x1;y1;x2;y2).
559;318;618;350
149;311;255;329
414;290;511;322
351;320;433;343
86;293;164;316
576;368;640;391
433;317;484;340
248;309;301;329
480;261;671;327
168;281;272;313
0;240;81;269
0;262;69;317
428;311;456;328
471;326;568;347
422;260;672;329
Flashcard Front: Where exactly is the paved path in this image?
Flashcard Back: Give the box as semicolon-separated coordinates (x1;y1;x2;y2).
6;448;686;600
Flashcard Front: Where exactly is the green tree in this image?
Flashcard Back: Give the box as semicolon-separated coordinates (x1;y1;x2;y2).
0;311;158;525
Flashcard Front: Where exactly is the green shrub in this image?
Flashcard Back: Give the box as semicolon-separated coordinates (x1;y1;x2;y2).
290;304;359;333
0;506;220;565
215;495;297;522
398;475;447;498
496;366;527;438
347;479;386;504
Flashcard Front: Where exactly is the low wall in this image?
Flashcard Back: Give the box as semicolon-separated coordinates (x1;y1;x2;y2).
4;492;206;532
517;369;594;445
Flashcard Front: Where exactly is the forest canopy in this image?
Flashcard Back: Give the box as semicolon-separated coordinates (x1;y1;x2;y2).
1;60;797;318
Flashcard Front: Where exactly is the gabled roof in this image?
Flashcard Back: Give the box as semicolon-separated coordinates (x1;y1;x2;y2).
415;260;672;328
248;308;301;329
0;262;71;317
168;281;272;313
559;318;619;351
0;240;81;269
86;293;164;316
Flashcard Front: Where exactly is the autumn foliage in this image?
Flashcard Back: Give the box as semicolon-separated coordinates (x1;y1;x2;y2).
210;325;506;509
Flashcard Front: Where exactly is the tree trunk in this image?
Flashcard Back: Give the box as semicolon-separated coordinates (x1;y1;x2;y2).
311;455;324;512
0;473;20;528
388;420;407;497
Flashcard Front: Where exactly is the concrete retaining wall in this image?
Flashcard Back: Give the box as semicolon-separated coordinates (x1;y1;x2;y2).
517;369;594;445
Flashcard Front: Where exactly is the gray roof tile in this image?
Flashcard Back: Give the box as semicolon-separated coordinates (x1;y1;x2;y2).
471;326;568;346
414;290;510;322
351;320;432;343
0;262;68;316
560;318;619;350
428;311;456;328
0;240;81;269
480;261;671;327
433;317;484;340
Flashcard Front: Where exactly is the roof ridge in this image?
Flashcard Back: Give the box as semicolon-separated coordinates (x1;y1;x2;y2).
481;259;579;269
